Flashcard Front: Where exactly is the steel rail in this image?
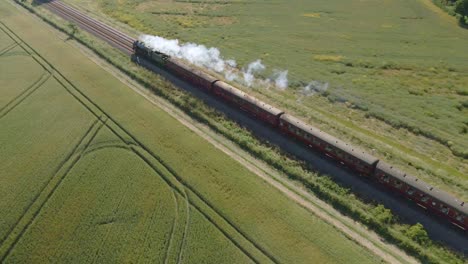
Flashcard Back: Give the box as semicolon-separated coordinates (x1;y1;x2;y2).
45;2;132;48
31;0;468;252
44;2;133;53
50;0;135;44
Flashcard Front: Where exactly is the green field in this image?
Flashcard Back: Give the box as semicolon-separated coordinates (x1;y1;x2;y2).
59;0;468;201
0;1;384;263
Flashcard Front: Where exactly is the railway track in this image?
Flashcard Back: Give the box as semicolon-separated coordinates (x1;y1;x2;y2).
42;0;135;54
32;0;468;253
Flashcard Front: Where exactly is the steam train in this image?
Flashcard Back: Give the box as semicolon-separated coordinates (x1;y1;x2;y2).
133;40;467;231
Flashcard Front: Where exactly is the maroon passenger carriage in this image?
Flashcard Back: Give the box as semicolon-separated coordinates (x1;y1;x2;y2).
278;114;379;175
212;81;284;126
166;57;218;91
376;162;468;230
133;40;467;231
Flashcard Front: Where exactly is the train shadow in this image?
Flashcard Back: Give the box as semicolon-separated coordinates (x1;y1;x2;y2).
131;55;468;254
31;0;52;7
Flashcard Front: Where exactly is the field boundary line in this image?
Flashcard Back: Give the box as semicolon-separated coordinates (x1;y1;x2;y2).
0;118;99;245
0;22;55;119
135;184;168;263
159;103;416;264
83;143;130;156
0;42;17;56
0;72;51;119
2;10;268;263
89;52;417;263
0;21;54;73
129;50;425;262
82;139;125;151
176;187;191;264
163;191;180;264
0;23;276;261
0;21;108;122
23;119;105;262
35;21;408;260
130;147;265;264
2;5;411;262
0;118;102;260
90;145;130;264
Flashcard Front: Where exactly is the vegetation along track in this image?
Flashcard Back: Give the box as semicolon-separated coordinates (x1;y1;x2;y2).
0;20;271;263
34;0;467;255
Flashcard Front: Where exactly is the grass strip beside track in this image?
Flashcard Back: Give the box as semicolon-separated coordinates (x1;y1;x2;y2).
8;0;467;263
0;1;387;263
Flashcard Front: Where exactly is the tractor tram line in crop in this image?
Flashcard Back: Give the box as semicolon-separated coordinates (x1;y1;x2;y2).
0;19;275;262
39;0;467;251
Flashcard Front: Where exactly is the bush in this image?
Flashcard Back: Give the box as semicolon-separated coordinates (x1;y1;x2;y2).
371;204;395;225
15;1;465;262
435;0;468;25
455;0;468;19
404;223;431;246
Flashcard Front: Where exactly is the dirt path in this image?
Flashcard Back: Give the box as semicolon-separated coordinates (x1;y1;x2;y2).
71;48;418;264
22;6;419;261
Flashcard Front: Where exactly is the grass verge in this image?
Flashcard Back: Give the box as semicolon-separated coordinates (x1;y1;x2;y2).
13;0;466;263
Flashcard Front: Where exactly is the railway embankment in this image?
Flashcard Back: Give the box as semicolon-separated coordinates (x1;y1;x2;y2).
13;0;467;262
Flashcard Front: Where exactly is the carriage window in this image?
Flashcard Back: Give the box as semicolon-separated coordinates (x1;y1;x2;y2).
456;214;465;222
421;196;429;202
383;176;390;183
336;151;344;158
395;181;403;189
407;188;415;195
440;206;449;215
432;201;437;206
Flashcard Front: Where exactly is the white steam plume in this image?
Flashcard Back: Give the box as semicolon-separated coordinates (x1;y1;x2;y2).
139;34;289;90
273;70;288;90
225;70;238;82
302;81;329;96
242;60;266;87
140;34;231;73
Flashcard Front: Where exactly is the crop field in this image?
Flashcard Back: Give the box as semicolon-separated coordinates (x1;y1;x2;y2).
59;0;468;200
0;1;383;263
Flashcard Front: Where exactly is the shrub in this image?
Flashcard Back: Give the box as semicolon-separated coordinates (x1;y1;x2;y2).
455;0;468;23
15;1;465;262
404;223;431;246
371;204;395;224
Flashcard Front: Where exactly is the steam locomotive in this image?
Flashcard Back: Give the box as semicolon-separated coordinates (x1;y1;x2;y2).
133;40;467;231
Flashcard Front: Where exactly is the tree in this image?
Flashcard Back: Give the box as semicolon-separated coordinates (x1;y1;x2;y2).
405;223;430;246
370;204;394;224
67;23;78;39
455;0;468;24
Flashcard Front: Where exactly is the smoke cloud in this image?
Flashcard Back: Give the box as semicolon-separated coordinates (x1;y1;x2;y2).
273;70;288;90
140;35;229;72
302;81;329;96
139;34;289;90
243;59;266;87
